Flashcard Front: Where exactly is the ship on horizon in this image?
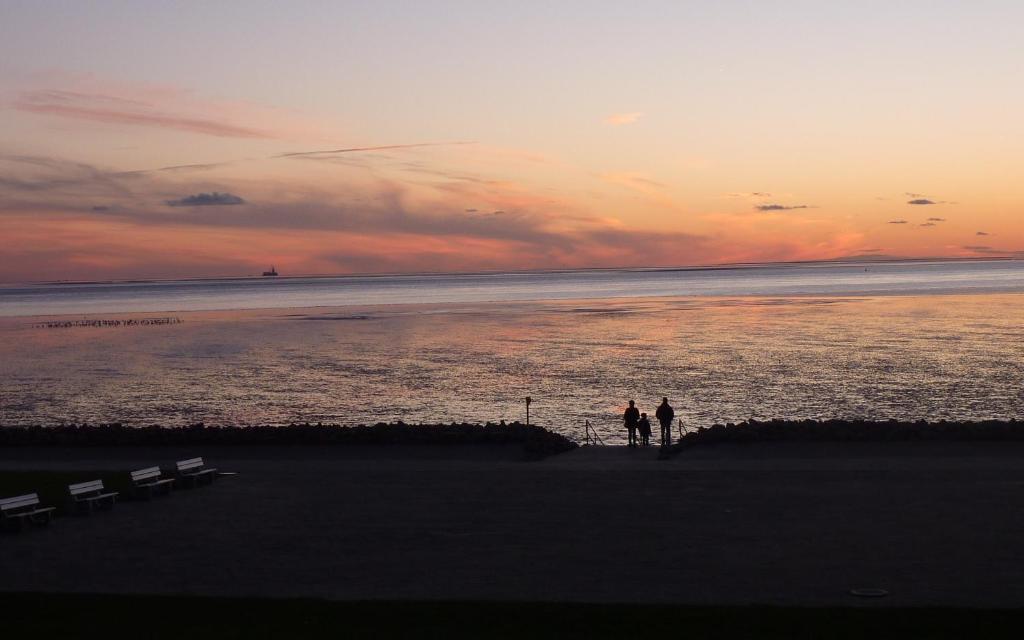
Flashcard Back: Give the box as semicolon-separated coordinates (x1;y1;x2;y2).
262;265;279;277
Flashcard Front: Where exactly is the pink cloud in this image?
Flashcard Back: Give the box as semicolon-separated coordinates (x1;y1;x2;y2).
9;74;345;142
15;89;270;138
603;112;644;126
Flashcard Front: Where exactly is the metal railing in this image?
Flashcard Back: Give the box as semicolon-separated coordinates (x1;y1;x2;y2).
582;420;605;446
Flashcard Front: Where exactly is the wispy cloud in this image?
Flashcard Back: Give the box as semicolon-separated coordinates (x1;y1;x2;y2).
919;222;936;227
755;203;812;211
276;141;476;159
976;231;990;236
15;89;270;138
603;112;643;126
599;172;667;192
908;199;936;205
165;192;246;207
725;192;772;199
154;162;231;173
962;245;1023;257
927;217;946;222
888;219;908;224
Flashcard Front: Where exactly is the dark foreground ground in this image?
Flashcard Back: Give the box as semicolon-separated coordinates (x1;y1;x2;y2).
3;441;1024;635
4;593;1024;639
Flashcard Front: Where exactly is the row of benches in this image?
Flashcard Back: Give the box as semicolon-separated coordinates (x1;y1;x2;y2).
0;457;219;532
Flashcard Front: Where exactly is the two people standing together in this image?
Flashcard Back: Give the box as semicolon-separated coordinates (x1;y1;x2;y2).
623;397;675;448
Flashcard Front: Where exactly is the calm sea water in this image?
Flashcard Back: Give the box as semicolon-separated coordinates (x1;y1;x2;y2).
4;260;1024;317
1;260;1023;443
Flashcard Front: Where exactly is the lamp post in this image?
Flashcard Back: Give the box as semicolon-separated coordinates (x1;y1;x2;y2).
525;396;532;426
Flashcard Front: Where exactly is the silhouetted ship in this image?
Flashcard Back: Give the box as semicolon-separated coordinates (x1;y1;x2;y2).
262;266;279;277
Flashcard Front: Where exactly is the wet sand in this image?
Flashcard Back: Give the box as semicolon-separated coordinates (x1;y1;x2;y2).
2;442;1024;608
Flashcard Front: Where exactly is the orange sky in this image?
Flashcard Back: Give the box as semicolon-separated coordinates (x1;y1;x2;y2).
1;3;1021;282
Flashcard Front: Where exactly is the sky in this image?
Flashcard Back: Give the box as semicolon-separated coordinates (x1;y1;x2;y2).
1;0;1022;282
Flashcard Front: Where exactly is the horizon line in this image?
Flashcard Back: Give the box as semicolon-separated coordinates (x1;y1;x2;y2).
1;255;1019;288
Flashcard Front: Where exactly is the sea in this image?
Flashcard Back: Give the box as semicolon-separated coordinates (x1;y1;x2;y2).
1;259;1023;444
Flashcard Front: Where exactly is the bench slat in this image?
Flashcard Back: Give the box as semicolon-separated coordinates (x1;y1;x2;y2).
131;467;162;481
1;494;40;511
69;480;105;496
176;457;204;471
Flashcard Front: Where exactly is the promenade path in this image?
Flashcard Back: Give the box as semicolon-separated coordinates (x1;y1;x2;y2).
2;442;1024;607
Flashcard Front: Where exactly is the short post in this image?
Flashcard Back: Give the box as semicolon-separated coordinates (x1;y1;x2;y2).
525;396;531;426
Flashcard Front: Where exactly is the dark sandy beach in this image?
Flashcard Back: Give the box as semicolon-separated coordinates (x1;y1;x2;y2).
3;441;1024;609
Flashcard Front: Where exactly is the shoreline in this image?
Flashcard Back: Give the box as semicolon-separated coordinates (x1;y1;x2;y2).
0;422;577;459
3;419;1024;447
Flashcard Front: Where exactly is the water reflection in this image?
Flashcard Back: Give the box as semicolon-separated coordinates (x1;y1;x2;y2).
1;295;1022;444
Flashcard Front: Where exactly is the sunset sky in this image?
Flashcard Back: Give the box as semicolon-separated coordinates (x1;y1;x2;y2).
1;1;1022;282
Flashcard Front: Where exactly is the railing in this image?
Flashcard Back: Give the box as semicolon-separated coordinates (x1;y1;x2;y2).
582;420;605;446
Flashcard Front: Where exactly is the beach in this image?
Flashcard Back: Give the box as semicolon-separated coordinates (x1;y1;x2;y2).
4;440;1024;608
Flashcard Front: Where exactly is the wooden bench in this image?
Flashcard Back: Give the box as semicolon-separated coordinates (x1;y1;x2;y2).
175;457;218;488
1;493;56;531
68;479;119;515
130;466;176;499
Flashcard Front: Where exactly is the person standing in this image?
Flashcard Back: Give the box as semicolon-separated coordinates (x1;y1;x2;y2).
623;400;640;447
638;412;652;447
655;397;674;446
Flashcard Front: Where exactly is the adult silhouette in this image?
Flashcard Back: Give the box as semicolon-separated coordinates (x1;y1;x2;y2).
623;400;640;447
655;397;674;446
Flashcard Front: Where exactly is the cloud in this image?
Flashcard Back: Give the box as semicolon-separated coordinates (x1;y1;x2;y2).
888;219;908;224
725;192;772;199
919;222;936;227
165;192;246;207
277;142;476;159
927;217;946;222
976;231;989;236
907;199;936;205
15;89;270;138
962;245;1023;257
0;151;725;278
599;172;668;195
1;149;936;282
755;204;812;211
0;154;142;196
603;112;643;126
154;162;231;173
